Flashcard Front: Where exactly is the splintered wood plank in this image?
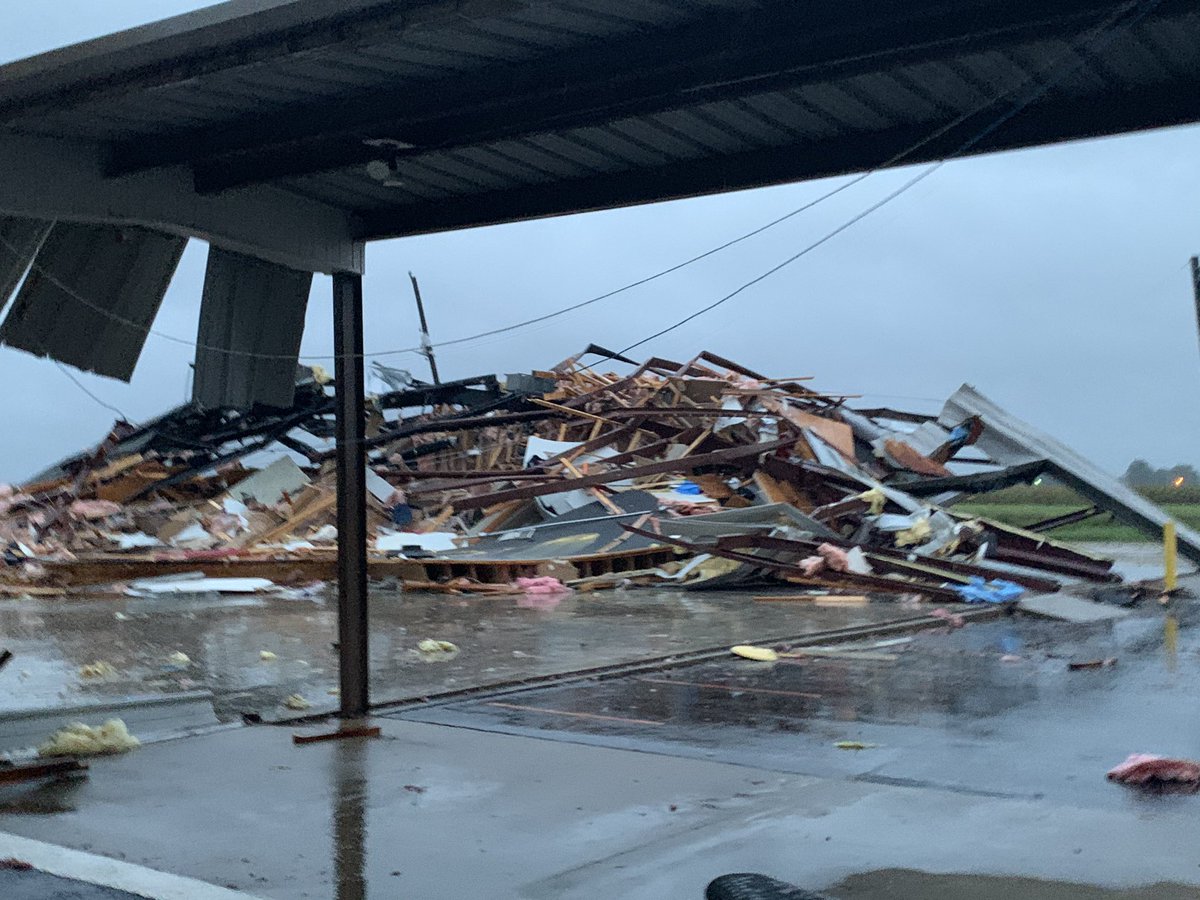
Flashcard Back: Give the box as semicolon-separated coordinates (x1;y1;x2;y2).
418;505;454;533
561;458;624;515
753;471;796;505
243;490;336;547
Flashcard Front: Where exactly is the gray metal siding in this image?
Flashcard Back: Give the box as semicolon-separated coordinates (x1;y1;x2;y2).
0;215;52;313
0;223;184;380
192;246;313;410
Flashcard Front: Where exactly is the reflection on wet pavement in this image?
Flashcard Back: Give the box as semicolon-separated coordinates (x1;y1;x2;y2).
403;608;1200;804
333;739;367;900
0;585;910;721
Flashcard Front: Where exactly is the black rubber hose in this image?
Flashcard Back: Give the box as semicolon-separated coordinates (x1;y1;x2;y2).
705;873;828;900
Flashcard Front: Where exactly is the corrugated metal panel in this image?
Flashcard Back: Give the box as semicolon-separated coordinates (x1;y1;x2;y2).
1083;32;1171;85
282;170;442;208
938;384;1200;564
562;126;673;168
192;246;313;410
1006;40;1106;97
0;215;52;311
452;145;564;184
844;72;946;124
646;108;750;154
601;117;712;162
894;61;991;112
791;83;892;131
1139;12;1200;71
686;102;799;147
0;223;184;380
737;92;841;139
486;138;595;179
952;51;1035;99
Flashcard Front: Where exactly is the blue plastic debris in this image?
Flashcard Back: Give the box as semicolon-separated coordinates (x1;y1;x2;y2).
952;576;1025;604
676;481;703;495
947;423;972;444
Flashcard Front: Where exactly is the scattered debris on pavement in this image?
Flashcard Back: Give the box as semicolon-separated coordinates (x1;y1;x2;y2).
78;661;117;679
1068;658;1118;670
37;718;140;757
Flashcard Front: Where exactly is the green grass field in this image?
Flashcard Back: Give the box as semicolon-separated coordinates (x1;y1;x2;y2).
951;484;1200;542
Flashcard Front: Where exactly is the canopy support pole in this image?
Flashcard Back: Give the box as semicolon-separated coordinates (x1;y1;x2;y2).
333;271;369;717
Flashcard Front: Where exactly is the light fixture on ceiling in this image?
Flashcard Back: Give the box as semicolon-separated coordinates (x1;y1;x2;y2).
364;137;414;188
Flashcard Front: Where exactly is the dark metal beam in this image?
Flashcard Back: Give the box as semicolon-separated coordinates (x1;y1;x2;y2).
104;0;1141;187
1025;505;1104;532
891;461;1050;498
354;79;1200;241
333;272;369;718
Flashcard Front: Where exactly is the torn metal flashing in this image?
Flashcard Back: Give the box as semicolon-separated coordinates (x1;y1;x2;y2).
940;384;1200;563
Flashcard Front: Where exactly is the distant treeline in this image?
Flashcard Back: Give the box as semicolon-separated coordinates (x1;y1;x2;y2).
1122;459;1198;488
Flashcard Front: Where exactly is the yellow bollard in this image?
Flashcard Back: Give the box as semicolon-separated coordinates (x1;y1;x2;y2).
1163;521;1178;592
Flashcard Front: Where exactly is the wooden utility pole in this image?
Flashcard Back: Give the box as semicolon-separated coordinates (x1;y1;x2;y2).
1191;256;1200;356
408;272;440;384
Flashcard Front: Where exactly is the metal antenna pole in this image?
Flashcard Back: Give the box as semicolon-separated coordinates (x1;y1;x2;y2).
409;272;440;384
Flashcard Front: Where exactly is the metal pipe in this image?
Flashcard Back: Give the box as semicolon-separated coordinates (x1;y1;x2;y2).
409;271;440;384
333;272;369;717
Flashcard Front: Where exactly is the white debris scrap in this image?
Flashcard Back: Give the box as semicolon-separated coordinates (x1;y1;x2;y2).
126;576;278;596
375;531;458;553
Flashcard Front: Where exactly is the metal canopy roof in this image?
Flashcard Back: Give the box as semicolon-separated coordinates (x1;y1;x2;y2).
1;0;1197;248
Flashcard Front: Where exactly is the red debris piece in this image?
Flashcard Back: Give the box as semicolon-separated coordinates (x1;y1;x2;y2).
929;607;965;628
1107;754;1200;785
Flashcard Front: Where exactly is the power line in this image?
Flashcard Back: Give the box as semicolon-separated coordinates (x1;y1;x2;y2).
54;361;133;422
615;164;942;355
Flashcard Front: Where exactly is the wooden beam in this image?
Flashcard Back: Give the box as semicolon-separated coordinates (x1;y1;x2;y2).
451;435;798;512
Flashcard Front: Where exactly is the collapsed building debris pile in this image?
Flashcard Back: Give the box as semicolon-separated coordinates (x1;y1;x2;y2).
1;346;1189;600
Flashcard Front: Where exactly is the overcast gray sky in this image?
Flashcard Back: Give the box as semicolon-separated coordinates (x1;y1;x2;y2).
1;2;1199;483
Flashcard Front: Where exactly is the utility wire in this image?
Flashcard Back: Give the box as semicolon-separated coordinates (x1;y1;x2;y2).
0;0;1160;367
617;164;941;356
54;361;134;422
